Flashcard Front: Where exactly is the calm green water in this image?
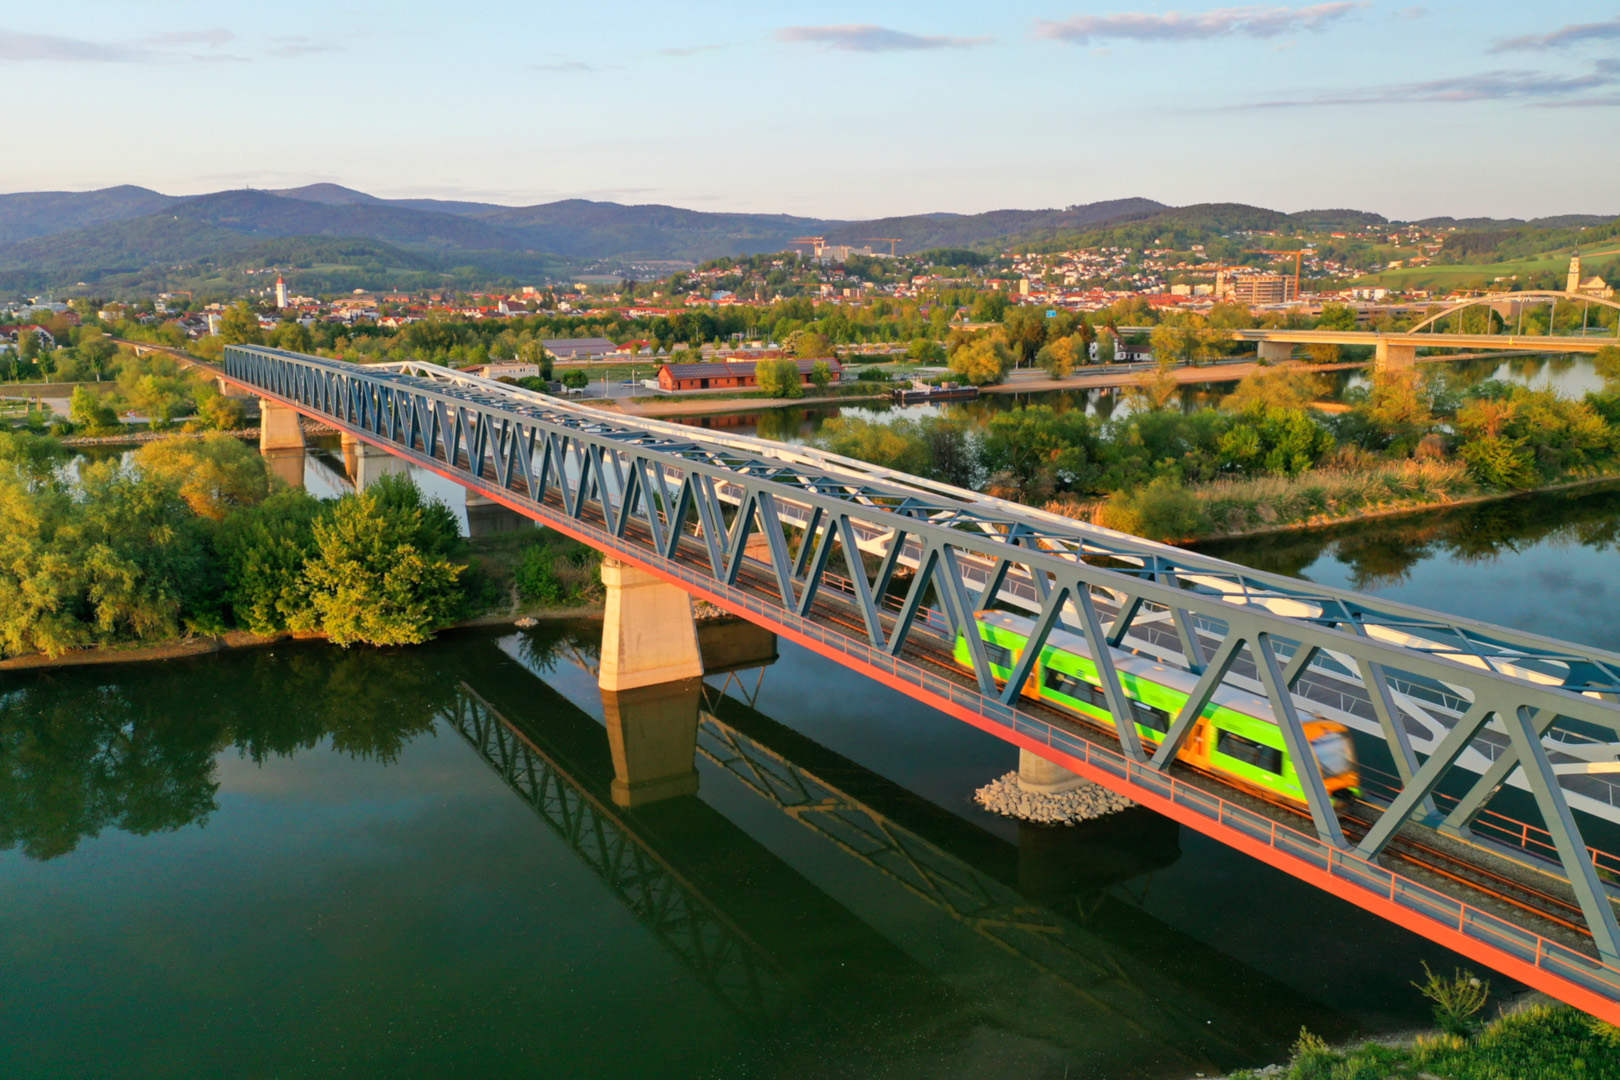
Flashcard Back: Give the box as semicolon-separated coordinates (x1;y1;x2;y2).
12;453;1620;1079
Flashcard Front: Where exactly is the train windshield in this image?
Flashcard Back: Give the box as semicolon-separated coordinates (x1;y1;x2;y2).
1311;732;1355;777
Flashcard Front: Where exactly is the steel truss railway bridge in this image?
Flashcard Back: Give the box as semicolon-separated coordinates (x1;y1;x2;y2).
222;343;1620;1022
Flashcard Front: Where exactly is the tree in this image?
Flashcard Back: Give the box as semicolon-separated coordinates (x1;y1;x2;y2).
947;336;1013;386
1126;358;1182;412
1002;307;1049;366
979;406;1100;499
560;369;589;391
808;360;833;391
906;338;944;362
273;319;313;353
1036;335;1079;379
215;489;323;633
68;386;120;434
218;303;263;346
135;434;270;521
1317;303;1358;331
793;332;832;359
970;291;1009;323
755;358;804;398
297;479;463;647
1221;362;1325;412
1596;345;1620;389
519;338;553;380
1094;331;1116;365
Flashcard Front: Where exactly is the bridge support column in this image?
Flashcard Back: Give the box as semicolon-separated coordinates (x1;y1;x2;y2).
603;680;703;807
466;490;533;538
1017;748;1087;795
260;399;306;489
1256;340;1293;364
1375;340;1417;373
599;558;705;692
341;433;408;491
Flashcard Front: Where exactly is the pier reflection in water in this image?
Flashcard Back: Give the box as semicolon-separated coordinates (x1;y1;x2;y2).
0;623;1461;1079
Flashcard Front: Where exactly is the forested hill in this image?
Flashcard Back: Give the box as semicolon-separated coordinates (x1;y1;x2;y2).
0;181;1612;295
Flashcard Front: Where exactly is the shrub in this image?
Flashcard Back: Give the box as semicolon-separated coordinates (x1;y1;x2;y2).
514;543;601;606
1095;477;1207;541
755;358;804;399
1413;962;1490;1037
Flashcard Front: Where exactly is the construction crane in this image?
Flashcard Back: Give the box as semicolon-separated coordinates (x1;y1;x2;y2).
1243;249;1305;298
864;238;902;257
791;236;826;259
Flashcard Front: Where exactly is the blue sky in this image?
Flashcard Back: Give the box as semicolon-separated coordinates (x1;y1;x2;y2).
7;1;1619;220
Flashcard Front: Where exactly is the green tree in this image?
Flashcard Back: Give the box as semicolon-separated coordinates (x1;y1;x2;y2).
793;332;832;359
1595;345;1620;389
808;359;833;391
906;338;944;362
979;406;1099;499
218;303;264;346
1317;303;1358;331
297;478;463;647
215;489;324;634
68;386;120;434
1002;307;1049;366
560;369;589;391
135;434;270;521
755;358;804;399
1221;362;1325;412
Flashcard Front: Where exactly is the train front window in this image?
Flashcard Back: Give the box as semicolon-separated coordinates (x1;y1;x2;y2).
1312;732;1355;776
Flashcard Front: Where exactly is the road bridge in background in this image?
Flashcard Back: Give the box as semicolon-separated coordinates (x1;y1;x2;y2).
219;343;1620;1023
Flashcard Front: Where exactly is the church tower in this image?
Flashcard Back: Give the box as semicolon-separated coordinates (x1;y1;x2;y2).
275;275;288;309
1568;252;1583;294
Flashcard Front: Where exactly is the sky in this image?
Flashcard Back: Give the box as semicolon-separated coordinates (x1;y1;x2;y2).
5;1;1620;221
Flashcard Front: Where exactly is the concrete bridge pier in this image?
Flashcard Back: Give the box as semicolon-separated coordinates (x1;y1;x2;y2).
1017;748;1088;795
465;490;533;538
1375;340;1417;373
602;679;704;807
260;399;306;489
341;433;408;491
598;557;705;691
1256;340;1293;364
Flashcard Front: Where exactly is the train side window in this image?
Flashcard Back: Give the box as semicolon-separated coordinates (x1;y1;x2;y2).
1215;730;1284;774
980;640;1015;670
1131;699;1171;734
1043;667;1086;700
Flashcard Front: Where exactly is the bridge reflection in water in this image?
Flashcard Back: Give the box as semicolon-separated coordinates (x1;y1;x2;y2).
445;628;1356;1074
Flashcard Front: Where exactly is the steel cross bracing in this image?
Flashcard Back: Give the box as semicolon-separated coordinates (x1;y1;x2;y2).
445;686;788;1022
224;345;1620;997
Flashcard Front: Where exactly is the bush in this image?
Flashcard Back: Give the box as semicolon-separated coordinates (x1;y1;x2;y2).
514;543;601;606
560;369;589;391
755;358;804;399
1095;477;1207;541
1413;962;1490;1037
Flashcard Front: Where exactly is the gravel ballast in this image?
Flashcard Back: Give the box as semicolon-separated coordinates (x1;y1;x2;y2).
973;771;1136;825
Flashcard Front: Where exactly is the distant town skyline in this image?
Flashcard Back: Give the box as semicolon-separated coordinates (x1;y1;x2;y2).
8;1;1620;221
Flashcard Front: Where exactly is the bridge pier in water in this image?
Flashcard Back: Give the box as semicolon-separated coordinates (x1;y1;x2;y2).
341;432;407;491
1375;340;1417;373
1256;340;1293;364
259;398;305;489
1017;748;1088;794
598;558;705;691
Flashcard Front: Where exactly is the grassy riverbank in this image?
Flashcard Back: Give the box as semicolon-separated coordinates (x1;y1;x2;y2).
1220;1000;1620;1080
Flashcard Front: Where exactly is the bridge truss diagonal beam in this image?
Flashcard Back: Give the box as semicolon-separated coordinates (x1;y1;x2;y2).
222;344;1620;1019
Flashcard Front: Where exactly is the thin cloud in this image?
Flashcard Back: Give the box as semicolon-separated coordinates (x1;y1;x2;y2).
1493;17;1620;52
269;36;342;57
144;29;234;48
533;59;599;72
1034;3;1362;44
776;25;991;52
1393;6;1427;18
0;31;141;62
1238;63;1620;107
658;44;725;57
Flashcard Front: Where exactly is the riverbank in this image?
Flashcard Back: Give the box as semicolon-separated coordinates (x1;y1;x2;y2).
1197;996;1618;1080
612;389;889;417
0;604;607;672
